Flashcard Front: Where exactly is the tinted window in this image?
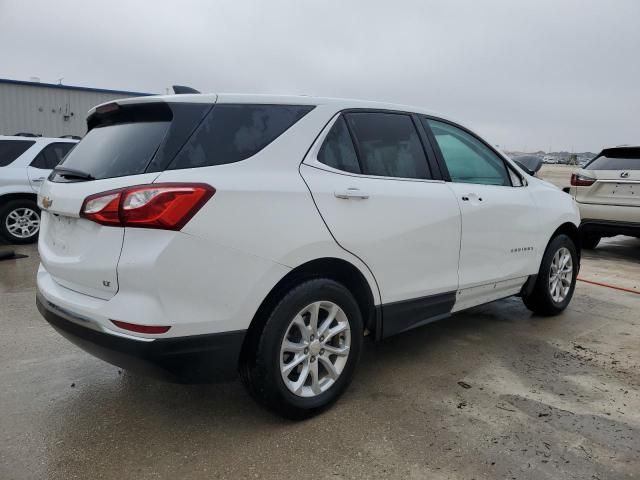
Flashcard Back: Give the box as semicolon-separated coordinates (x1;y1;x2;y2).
31;142;75;169
52;102;211;181
0;140;35;167
426;119;510;186
345;113;429;179
317;117;360;174
58;122;170;179
587;156;640;170
169;104;314;170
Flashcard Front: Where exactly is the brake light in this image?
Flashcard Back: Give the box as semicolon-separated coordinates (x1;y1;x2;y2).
95;102;119;114
80;183;215;230
570;173;596;187
111;320;171;334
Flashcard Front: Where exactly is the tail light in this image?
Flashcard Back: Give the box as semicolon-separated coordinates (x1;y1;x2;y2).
570;173;596;187
81;183;215;230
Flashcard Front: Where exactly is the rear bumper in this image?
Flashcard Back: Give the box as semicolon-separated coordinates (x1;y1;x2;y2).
36;291;246;383
580;219;640;238
576;201;638;225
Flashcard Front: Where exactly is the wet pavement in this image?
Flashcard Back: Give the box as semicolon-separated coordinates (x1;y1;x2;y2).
1;239;639;480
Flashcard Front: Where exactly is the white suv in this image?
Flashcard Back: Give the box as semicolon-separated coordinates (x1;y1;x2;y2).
568;146;640;249
0;135;78;243
36;94;580;418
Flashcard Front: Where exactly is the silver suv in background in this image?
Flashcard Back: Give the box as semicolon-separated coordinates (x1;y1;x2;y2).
0;135;78;243
569;146;640;249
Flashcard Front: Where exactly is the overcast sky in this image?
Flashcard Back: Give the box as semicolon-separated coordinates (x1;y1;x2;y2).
1;0;638;152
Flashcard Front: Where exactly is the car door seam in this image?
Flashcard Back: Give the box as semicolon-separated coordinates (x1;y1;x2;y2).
297;163;383;306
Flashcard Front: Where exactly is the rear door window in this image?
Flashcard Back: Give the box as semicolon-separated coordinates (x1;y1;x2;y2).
0;140;35;167
31;142;75;169
344;112;430;179
317;116;361;174
169;104;314;170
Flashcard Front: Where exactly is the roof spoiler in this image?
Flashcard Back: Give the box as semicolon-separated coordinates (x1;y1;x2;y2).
600;146;640;158
172;85;200;94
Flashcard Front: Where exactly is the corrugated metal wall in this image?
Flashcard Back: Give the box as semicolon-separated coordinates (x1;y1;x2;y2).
0;83;142;137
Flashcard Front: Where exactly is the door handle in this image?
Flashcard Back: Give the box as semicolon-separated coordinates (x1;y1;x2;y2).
461;194;483;202
334;188;370;200
33;177;45;183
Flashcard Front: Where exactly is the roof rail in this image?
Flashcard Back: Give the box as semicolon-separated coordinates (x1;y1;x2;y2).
172;85;200;94
13;132;41;137
59;135;82;140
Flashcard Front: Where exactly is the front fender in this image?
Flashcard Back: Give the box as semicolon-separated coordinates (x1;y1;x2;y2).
529;178;580;262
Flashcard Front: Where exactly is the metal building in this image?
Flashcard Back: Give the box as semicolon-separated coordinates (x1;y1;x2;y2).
0;78;151;138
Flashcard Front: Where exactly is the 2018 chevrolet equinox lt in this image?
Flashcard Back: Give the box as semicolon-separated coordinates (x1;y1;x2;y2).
36;94;580;418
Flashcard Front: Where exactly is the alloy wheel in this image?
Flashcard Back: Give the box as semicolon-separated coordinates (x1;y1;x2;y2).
548;247;573;303
279;301;351;398
5;207;40;239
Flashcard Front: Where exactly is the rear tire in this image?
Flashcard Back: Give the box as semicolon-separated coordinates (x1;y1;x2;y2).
0;199;41;244
580;234;600;250
241;278;363;419
522;234;578;316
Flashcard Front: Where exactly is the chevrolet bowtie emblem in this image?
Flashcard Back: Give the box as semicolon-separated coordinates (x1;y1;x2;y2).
42;196;53;209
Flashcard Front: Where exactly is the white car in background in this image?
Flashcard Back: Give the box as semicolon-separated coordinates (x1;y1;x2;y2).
36;94;580;418
0;135;78;243
569;146;640;249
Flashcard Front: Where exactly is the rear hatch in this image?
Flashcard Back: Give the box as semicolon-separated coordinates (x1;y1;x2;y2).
38;99;214;299
575;147;640;207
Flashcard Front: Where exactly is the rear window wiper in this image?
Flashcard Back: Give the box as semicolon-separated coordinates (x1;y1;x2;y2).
52;167;95;181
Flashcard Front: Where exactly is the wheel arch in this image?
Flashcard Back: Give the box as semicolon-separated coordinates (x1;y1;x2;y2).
239;257;377;367
0;192;38;205
550;222;580;257
523;221;581;298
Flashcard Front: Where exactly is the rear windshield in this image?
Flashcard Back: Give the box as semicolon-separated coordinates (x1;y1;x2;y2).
587;155;640;170
53;102;212;181
58;122;170;179
52;102;313;180
0;140;35;167
168;104;314;169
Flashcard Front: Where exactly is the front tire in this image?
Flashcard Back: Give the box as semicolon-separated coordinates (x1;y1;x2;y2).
522;234;578;316
241;278;363;419
0;199;41;244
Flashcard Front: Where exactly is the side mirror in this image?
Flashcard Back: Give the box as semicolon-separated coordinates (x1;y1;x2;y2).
513;156;543;176
514;160;536;176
